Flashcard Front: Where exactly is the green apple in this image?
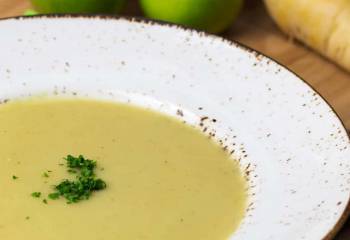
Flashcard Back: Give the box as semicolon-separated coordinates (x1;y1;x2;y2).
140;0;244;33
24;9;38;16
30;0;125;14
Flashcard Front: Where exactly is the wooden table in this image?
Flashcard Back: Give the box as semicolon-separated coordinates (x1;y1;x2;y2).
0;0;349;238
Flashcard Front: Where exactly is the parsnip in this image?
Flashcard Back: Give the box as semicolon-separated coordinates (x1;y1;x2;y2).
264;0;350;71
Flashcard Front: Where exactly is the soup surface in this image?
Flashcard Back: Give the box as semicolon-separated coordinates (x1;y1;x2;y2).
0;98;246;240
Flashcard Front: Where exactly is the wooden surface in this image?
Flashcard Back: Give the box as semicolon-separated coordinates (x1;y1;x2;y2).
0;0;349;238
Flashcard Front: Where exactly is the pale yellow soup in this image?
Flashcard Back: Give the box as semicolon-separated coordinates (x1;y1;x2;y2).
0;99;247;240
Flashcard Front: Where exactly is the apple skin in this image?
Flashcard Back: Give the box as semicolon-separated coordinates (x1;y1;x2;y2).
30;0;125;14
140;0;244;33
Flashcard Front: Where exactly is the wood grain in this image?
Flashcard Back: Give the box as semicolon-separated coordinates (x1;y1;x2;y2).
0;0;349;238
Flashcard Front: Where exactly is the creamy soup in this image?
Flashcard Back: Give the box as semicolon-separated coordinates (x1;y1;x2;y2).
0;99;246;240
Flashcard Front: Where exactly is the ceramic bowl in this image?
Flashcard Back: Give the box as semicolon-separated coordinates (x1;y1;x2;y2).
0;15;349;240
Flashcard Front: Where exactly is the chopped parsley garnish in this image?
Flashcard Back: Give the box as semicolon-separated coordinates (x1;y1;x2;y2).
65;155;96;177
48;192;60;200
31;192;41;198
12;175;18;180
42;172;49;178
25;216;30;220
50;155;106;204
32;155;107;204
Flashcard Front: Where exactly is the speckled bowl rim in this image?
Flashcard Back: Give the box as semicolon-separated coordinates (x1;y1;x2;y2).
0;14;349;240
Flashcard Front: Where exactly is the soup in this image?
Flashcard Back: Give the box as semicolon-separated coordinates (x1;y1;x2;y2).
0;98;246;240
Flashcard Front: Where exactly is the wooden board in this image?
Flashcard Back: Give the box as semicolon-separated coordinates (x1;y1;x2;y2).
0;0;349;238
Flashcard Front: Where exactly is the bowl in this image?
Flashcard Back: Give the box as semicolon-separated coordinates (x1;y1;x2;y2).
0;15;349;240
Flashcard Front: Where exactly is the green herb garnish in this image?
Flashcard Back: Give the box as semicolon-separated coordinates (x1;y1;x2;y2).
50;155;106;204
31;192;41;198
65;155;96;177
48;192;60;200
12;175;18;180
31;155;106;204
25;216;30;220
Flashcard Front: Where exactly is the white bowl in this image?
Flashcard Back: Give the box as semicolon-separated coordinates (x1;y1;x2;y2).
0;15;349;240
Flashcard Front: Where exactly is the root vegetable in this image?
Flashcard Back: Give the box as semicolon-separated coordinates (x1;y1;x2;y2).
264;0;350;71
